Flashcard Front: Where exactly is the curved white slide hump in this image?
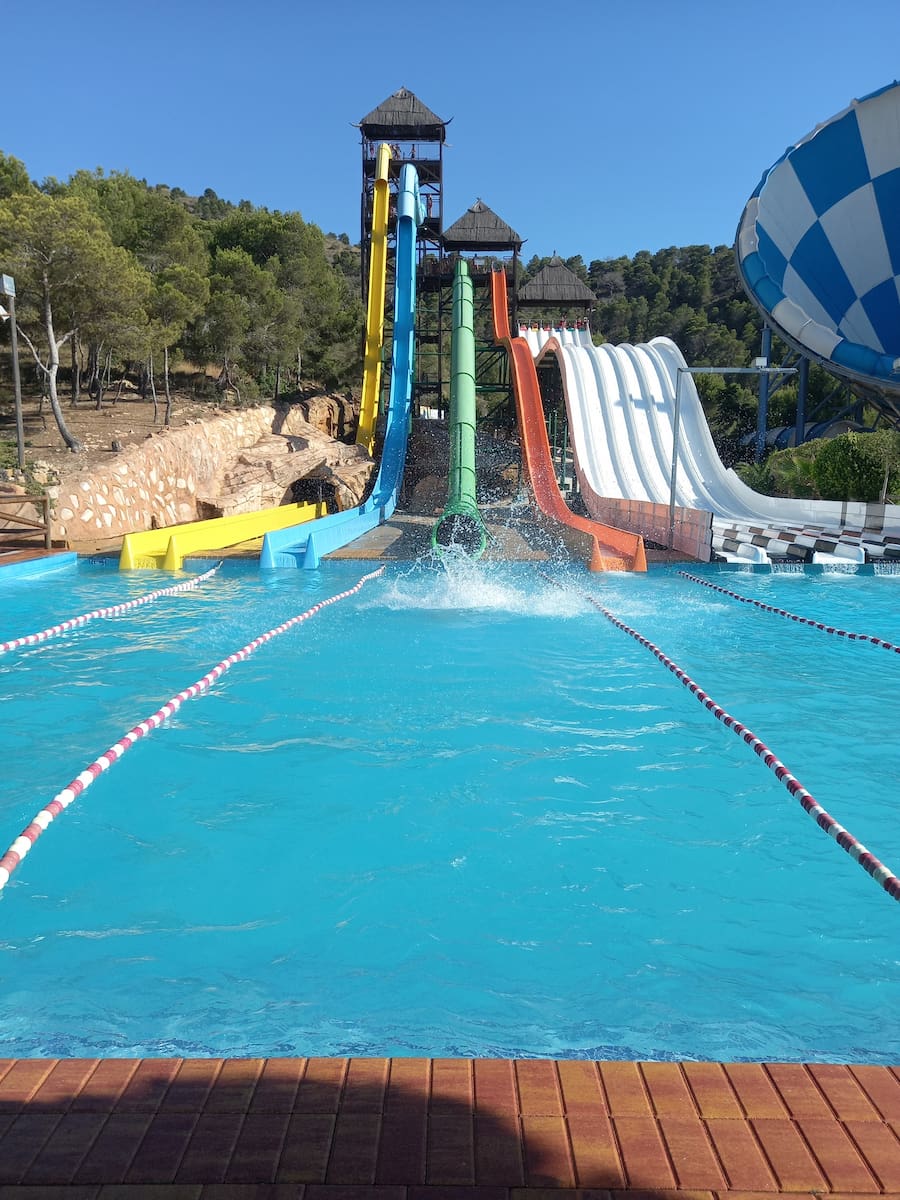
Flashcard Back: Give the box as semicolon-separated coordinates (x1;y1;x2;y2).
530;330;900;564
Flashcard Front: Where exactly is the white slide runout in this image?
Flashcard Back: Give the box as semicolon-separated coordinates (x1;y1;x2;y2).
527;330;900;564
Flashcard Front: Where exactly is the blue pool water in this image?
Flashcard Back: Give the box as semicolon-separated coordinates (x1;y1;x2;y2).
1;556;898;1062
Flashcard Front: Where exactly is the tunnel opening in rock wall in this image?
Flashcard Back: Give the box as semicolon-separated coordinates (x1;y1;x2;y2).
287;475;339;513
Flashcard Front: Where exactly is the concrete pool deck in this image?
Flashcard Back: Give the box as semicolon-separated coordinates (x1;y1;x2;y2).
4;506;699;570
0;1056;898;1195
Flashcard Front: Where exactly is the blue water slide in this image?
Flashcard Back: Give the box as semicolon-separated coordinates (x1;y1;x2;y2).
736;80;900;396
260;165;425;569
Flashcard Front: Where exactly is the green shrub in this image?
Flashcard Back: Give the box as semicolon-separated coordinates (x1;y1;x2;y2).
734;459;773;493
765;439;822;498
734;439;823;499
812;431;900;502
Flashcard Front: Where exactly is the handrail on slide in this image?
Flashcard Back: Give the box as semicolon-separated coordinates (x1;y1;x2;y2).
432;260;488;557
259;162;425;569
491;269;646;572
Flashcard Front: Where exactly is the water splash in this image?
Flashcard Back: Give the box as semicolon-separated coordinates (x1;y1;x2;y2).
818;561;860;575
376;556;585;617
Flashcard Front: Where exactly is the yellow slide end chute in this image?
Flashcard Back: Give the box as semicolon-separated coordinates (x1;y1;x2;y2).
119;500;326;570
356;142;392;457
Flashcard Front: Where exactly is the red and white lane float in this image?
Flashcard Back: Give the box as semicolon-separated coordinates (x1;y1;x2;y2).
0;564;386;892
541;570;900;904
0;562;223;657
680;570;900;653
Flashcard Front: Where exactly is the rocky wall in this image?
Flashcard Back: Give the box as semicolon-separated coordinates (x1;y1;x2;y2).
52;397;365;544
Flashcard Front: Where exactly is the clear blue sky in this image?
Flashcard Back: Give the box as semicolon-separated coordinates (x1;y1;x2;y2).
5;0;899;263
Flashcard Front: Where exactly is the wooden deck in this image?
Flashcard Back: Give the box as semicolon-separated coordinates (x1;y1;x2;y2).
0;1056;897;1195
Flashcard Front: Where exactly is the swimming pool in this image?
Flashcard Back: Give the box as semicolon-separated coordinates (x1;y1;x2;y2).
1;556;898;1062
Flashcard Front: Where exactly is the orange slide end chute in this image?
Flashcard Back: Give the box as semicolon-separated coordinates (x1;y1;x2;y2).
491;270;646;573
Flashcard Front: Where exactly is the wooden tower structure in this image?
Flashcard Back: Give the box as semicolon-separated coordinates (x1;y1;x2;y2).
356;93;526;426
356;89;446;430
517;255;596;326
426;199;524;422
357;88;445;332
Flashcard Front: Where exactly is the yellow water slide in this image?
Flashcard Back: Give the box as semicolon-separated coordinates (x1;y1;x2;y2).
119;501;326;570
356;142;392;456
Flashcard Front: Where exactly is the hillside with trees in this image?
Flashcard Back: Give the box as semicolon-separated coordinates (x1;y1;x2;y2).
0;148;882;485
0;152;364;454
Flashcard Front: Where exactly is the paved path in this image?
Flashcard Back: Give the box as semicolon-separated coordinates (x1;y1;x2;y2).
328;505;556;563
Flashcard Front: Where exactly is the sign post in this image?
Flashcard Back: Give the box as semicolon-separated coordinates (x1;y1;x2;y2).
0;274;24;470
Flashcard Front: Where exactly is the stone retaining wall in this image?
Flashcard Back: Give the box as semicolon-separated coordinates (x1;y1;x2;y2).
52;397;363;544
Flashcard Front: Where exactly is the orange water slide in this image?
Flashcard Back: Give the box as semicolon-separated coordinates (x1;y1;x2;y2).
491;270;646;572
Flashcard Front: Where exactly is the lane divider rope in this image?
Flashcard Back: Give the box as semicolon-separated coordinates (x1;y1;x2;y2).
1;562;224;657
0;564;386;892
679;570;900;653
541;570;900;904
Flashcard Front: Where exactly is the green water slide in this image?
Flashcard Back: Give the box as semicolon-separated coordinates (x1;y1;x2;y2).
432;259;488;557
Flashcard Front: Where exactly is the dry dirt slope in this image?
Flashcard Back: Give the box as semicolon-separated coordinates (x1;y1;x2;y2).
0;385;363;551
2;388;258;484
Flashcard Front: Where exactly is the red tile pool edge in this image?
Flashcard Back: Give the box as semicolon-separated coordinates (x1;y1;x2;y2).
0;1058;897;1193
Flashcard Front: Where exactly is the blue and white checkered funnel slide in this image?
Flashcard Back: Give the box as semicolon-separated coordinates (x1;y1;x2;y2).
736;80;900;393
